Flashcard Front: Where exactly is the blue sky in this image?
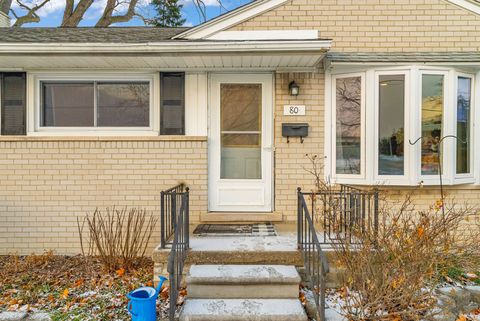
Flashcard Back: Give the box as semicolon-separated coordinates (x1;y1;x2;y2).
10;0;251;27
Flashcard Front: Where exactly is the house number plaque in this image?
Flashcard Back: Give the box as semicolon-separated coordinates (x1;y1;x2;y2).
284;105;306;116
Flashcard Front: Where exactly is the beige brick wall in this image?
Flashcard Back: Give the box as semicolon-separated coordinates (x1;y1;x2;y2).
230;0;480;52
233;0;480;221
273;72;325;221
0;137;207;255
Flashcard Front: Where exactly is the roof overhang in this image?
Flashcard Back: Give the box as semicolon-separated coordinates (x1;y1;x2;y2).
326;52;480;68
0;39;331;72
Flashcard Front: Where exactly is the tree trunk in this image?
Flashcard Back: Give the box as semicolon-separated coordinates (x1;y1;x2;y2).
95;0;139;27
61;0;94;27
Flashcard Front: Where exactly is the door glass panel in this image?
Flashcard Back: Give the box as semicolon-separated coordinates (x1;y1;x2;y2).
457;77;471;174
421;74;444;175
336;76;362;175
378;75;405;175
220;84;262;179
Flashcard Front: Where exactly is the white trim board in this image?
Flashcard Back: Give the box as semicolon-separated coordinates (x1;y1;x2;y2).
206;30;319;41
0;40;331;54
174;0;480;41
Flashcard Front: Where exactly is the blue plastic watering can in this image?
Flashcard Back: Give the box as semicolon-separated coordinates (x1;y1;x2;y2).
127;276;167;321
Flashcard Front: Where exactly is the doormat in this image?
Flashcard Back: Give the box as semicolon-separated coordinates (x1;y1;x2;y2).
193;223;276;237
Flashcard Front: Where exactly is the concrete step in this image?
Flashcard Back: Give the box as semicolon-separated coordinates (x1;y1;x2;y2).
186;265;301;299
179;299;308;321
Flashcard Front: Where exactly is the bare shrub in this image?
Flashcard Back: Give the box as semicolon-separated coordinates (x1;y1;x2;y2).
334;196;475;320
77;207;158;272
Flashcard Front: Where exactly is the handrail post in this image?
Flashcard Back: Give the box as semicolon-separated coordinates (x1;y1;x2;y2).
185;187;190;249
297;187;302;248
160;191;165;248
171;190;177;231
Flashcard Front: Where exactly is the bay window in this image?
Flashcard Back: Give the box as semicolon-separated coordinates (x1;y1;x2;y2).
330;66;476;186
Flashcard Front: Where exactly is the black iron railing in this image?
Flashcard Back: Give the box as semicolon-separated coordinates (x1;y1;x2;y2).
160;184;187;248
298;188;329;321
165;186;189;321
302;185;379;244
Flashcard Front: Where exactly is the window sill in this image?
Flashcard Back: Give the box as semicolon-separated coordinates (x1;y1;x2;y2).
332;177;477;187
0;135;207;142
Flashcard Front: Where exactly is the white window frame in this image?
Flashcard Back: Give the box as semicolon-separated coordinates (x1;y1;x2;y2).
453;72;475;184
417;69;451;186
327;65;477;186
374;70;411;185
331;72;366;182
28;72;159;136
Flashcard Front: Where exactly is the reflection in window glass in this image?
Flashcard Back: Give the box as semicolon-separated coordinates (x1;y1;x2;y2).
220;84;262;179
336;77;362;175
457;77;471;174
97;82;149;127
42;82;94;127
421;74;444;175
378;75;405;175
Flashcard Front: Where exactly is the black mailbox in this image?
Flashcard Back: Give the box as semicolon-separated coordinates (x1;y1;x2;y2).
282;123;309;143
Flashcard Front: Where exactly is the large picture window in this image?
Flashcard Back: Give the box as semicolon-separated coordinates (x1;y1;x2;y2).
40;80;150;128
330;67;476;186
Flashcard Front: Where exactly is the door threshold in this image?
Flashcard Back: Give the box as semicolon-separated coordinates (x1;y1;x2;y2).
201;212;283;223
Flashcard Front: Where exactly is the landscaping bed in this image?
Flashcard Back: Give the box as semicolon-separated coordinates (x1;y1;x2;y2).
0;252;171;321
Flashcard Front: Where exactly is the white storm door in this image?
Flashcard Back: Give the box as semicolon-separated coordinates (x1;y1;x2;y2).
208;73;273;212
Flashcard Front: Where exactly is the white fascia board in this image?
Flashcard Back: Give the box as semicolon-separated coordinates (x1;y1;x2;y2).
447;0;480;15
206;30;319;40
0;40;331;54
172;0;289;40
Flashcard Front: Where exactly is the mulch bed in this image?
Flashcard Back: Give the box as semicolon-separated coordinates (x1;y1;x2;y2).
0;252;170;321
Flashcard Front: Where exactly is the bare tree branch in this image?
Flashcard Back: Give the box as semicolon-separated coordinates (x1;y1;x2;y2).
95;0;139;27
61;0;94;27
11;0;50;27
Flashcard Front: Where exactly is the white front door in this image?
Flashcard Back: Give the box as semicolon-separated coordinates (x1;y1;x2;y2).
208;73;273;212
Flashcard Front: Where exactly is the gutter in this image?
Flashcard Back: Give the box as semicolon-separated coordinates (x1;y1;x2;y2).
0;40;332;55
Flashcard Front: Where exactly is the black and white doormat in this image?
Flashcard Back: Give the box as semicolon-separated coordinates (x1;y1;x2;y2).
193;223;276;237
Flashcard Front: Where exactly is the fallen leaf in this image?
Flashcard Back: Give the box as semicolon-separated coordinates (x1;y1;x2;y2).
61;288;69;299
116;268;125;278
456;315;467;321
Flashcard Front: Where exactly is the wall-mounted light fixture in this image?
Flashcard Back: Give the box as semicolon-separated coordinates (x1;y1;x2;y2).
289;81;300;96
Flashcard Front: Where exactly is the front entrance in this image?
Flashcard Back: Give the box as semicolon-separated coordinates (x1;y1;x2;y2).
208;73;273;212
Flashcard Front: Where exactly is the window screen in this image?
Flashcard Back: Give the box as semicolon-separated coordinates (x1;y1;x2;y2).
160;73;185;135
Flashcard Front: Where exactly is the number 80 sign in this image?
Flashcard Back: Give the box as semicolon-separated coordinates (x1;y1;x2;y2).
283;105;306;116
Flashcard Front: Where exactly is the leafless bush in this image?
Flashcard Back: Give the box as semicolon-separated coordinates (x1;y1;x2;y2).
334;196;476;320
77;207;158;272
